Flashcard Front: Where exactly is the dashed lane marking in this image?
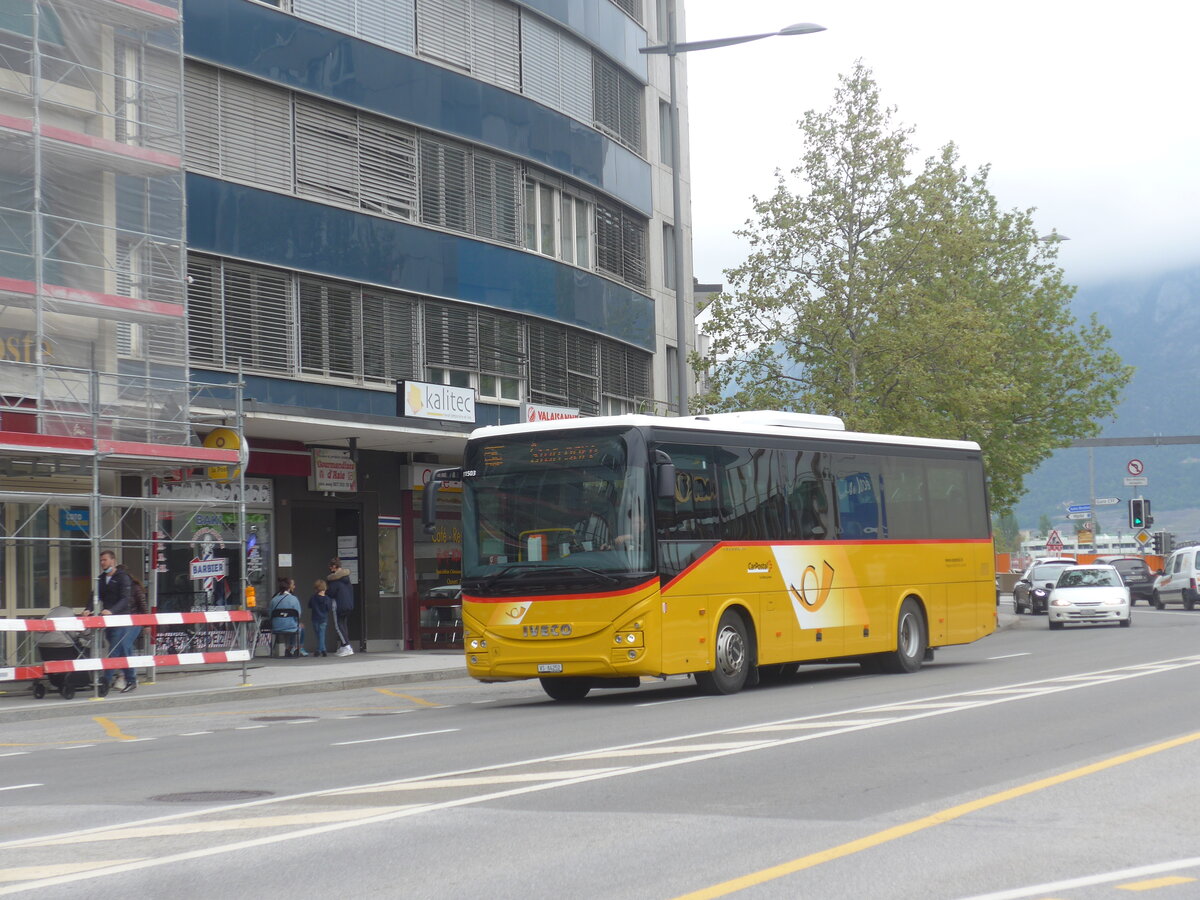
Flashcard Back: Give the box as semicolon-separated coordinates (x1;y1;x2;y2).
0;785;40;793
332;728;459;746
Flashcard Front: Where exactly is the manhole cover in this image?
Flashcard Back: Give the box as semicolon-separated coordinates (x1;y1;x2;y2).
152;790;273;802
250;715;317;721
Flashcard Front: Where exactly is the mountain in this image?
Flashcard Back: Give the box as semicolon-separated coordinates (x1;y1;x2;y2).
1012;264;1200;539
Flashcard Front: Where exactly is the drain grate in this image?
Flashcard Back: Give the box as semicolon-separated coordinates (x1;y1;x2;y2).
152;790;273;802
250;715;317;721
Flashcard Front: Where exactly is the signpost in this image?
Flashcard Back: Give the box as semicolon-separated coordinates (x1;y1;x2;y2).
1066;512;1091;520
1095;497;1119;506
1067;504;1091;514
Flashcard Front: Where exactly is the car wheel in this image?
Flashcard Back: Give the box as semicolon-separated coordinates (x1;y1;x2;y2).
1153;592;1165;610
695;609;751;695
1185;594;1196;612
32;682;46;700
878;598;927;674
540;677;591;701
1049;620;1064;630
1120;615;1132;628
1013;596;1024;614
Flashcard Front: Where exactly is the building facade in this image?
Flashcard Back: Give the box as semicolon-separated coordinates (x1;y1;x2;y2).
1;0;694;651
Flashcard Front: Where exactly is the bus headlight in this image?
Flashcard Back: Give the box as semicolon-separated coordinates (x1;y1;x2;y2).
614;631;643;647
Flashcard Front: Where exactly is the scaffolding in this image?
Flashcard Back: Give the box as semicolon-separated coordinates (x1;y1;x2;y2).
0;0;254;682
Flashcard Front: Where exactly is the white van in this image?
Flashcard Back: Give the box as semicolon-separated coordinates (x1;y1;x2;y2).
1152;547;1200;610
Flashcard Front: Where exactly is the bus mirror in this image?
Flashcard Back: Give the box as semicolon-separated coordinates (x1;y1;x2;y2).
422;467;463;533
656;463;676;499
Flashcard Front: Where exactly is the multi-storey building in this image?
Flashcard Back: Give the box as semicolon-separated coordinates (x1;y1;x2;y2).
0;0;693;651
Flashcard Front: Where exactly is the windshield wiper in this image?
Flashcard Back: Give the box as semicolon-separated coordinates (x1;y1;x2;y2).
472;564;547;590
555;564;620;585
469;563;622;591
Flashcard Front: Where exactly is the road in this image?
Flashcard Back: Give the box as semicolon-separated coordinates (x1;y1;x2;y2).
3;601;1200;899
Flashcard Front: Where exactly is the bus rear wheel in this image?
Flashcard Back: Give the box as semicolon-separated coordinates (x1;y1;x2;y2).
540;677;592;701
878;598;927;674
695;609;750;695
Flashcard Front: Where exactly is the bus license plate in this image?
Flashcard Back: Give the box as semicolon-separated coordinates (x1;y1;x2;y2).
537;664;563;674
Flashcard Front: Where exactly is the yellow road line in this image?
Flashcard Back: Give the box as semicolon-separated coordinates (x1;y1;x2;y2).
374;688;440;707
673;730;1200;900
93;717;136;742
1118;876;1197;891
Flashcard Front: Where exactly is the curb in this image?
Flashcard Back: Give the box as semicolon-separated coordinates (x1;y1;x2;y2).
0;666;467;725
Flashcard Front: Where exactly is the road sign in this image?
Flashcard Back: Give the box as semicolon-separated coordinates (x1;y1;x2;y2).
1045;529;1064;553
1066;512;1091;520
1127;459;1144;476
1067;504;1091;513
1124;476;1148;486
1095;497;1119;505
1134;530;1152;546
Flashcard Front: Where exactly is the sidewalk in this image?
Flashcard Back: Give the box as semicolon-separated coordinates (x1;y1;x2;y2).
0;647;467;725
4;609;1019;726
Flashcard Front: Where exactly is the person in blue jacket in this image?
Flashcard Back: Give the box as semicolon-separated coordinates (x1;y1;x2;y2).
308;578;330;657
268;576;303;657
326;558;355;657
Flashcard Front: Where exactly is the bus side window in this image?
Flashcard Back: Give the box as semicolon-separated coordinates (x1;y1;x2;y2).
835;457;881;539
882;456;930;539
653;443;720;541
780;450;832;540
718;447;782;541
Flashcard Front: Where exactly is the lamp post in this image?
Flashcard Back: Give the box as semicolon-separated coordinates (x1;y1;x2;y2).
641;8;825;414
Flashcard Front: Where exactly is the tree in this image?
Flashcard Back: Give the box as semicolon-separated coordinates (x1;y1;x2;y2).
696;63;1131;512
993;512;1020;553
1038;514;1052;537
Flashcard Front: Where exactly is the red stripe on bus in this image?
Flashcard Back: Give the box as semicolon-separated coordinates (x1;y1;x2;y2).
464;577;659;604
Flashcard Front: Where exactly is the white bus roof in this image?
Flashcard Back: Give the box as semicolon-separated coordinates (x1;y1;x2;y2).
470;411;981;453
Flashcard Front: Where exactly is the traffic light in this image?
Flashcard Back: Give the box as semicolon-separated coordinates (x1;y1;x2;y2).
1129;498;1146;529
1152;531;1163;555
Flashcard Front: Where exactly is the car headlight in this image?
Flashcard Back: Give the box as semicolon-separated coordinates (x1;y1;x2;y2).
1050;598;1071;607
1032;589;1048;597
1102;597;1126;607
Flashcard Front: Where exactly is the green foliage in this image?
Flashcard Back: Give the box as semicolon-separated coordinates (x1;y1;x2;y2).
1038;514;1052;537
696;62;1132;512
993;512;1021;552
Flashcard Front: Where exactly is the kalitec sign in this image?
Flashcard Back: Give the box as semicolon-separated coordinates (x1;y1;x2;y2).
521;402;580;423
399;381;476;424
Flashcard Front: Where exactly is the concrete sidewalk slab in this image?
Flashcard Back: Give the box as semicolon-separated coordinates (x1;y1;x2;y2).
0;649;467;725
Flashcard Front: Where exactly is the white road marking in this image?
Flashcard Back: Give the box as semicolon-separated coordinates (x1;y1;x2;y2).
987;652;1032;660
53;745;94;751
0;784;41;793
0;753;29;758
332;728;459;746
0;861;143;884
235;726;267;730
334;769;621;793
959;855;1200;899
179;732;211;737
635;695;707;707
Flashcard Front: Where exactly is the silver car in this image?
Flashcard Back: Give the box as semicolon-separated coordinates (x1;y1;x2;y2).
1047;565;1131;629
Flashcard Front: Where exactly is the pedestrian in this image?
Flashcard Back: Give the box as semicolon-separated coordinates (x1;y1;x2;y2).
308;578;330;657
268;576;303;657
97;549;139;695
326;558;355;656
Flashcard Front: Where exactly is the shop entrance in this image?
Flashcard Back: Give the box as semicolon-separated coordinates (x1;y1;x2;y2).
291;505;361;644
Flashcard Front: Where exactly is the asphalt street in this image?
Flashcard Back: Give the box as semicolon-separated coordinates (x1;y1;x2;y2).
4;600;1200;899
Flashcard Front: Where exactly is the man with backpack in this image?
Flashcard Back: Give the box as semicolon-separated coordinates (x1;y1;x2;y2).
97;550;140;694
326;558;355;656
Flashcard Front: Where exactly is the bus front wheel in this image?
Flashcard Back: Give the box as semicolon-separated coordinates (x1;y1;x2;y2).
696;610;750;695
879;598;927;674
540;677;592;701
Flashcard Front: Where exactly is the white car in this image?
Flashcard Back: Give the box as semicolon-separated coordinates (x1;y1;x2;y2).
1047;565;1131;629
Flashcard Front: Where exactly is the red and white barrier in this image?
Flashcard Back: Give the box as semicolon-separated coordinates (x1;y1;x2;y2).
42;649;251;673
0;666;43;683
0;610;254;632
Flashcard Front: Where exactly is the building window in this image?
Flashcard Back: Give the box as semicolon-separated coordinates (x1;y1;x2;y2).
666;345;679;413
524;178;592;267
479;374;521;402
662;222;676;291
593;55;644;155
596;202;647;290
426;366;474;388
659;100;673;167
609;0;642;25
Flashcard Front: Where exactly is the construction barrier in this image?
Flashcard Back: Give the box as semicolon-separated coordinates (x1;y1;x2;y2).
1;610;255;694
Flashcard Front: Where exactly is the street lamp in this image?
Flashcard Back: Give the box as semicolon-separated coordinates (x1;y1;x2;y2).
641;7;826;414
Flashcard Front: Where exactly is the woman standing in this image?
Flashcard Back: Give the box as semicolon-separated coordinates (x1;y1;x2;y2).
268;576;303;657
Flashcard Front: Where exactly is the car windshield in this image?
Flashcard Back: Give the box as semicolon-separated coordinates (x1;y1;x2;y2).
1111;560;1147;578
1031;565;1069;582
461;432;652;583
1056;568;1120;588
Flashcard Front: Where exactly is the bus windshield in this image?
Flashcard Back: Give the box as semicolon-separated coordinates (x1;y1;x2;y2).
461;433;652;587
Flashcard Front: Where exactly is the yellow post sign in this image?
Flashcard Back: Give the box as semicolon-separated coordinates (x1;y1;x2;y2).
204;427;243;482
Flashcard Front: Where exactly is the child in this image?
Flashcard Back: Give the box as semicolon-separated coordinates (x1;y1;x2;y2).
309;578;330;657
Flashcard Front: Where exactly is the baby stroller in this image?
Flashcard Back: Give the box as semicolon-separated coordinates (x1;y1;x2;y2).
33;606;94;700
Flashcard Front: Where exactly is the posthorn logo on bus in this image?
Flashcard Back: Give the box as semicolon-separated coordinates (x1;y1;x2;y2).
522;624;573;637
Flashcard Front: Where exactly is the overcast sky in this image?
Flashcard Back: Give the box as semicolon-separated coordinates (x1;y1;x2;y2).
684;0;1200;290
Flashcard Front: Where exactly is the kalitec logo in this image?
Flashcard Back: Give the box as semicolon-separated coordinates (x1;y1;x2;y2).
789;560;835;612
522;624;573;637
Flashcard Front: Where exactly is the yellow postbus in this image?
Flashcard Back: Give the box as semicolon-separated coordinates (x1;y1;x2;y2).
425;411;995;700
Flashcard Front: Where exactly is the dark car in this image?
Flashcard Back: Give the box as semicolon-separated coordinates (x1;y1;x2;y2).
1013;562;1076;614
1094;556;1155;606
